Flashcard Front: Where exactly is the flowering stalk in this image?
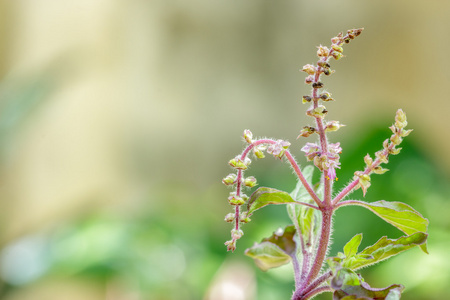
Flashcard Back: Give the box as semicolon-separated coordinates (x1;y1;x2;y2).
221;28;428;300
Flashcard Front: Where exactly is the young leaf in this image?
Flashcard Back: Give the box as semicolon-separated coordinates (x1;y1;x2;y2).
247;187;296;216
331;269;404;300
245;225;297;271
347;200;429;253
343;233;362;258
343;232;427;270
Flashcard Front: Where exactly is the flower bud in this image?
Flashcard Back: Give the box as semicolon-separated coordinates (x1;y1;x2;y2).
302;64;316;75
325;120;345;132
332;52;343;60
395;109;408;129
353;28;363;36
317;61;331;68
297;126;317;138
267;140;290;159
224;213;235;222
240;213;251;223
375;150;389;164
312;82;324;89
302;95;312;104
305;75;314;84
317;45;330;57
313;154;327;171
228;193;245;206
364;154;373;167
231;229;244;240
222;173;237;185
389;125;397;134
225;240;236;252
320;92;334;101
388;147;401;155
332;44;343;53
243;129;253;144
306;105;328;119
331;36;341;45
390;134;402;146
383;139;389;150
228;156;251;170
244;176;257;188
331;32;344;45
254;149;265;159
355;172;371;196
373;166;389;175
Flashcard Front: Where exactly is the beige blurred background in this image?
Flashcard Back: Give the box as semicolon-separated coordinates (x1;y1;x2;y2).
0;0;449;299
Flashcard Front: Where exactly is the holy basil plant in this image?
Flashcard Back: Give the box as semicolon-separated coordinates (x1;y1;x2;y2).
222;28;428;300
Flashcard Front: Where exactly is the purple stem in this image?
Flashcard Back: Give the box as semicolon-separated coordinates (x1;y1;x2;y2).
303;207;333;287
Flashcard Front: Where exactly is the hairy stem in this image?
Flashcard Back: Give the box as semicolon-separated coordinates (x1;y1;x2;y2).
291;253;302;289
302;286;333;300
285;150;322;206
304;207;333;287
301;270;332;298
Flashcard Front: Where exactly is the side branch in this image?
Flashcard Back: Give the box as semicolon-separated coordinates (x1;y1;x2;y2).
240;139;321;207
285;150;322;207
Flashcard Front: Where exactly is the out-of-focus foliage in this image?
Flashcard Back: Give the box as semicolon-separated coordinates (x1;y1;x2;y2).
0;1;449;300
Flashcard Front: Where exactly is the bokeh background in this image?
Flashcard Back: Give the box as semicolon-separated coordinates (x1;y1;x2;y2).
0;1;449;299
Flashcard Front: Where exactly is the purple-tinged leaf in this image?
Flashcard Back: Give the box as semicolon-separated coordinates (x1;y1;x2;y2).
331;269;404;300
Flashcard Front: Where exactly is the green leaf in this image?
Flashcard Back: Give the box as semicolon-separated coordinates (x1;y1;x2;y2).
290;165;315;202
343;232;427;270
245;242;291;271
245;226;296;271
287;166;320;252
348;200;429;253
331;268;360;290
247;187;296;216
331;269;404;300
343;234;362;258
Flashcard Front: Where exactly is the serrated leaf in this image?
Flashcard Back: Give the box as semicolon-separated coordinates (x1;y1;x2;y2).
244;226;296;271
348;200;429;253
332;270;404;300
343;232;427;270
344;234;362;258
247;187;296;216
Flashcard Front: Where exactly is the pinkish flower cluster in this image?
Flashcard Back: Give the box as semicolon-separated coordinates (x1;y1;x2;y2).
267;139;291;159
301;142;342;181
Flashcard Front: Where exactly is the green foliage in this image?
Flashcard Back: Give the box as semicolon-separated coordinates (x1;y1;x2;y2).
247;187;297;216
328;264;403;300
330;232;427;271
348;200;429;253
245;226;297;271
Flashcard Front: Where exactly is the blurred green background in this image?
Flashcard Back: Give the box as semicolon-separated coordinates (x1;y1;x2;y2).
0;1;449;299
